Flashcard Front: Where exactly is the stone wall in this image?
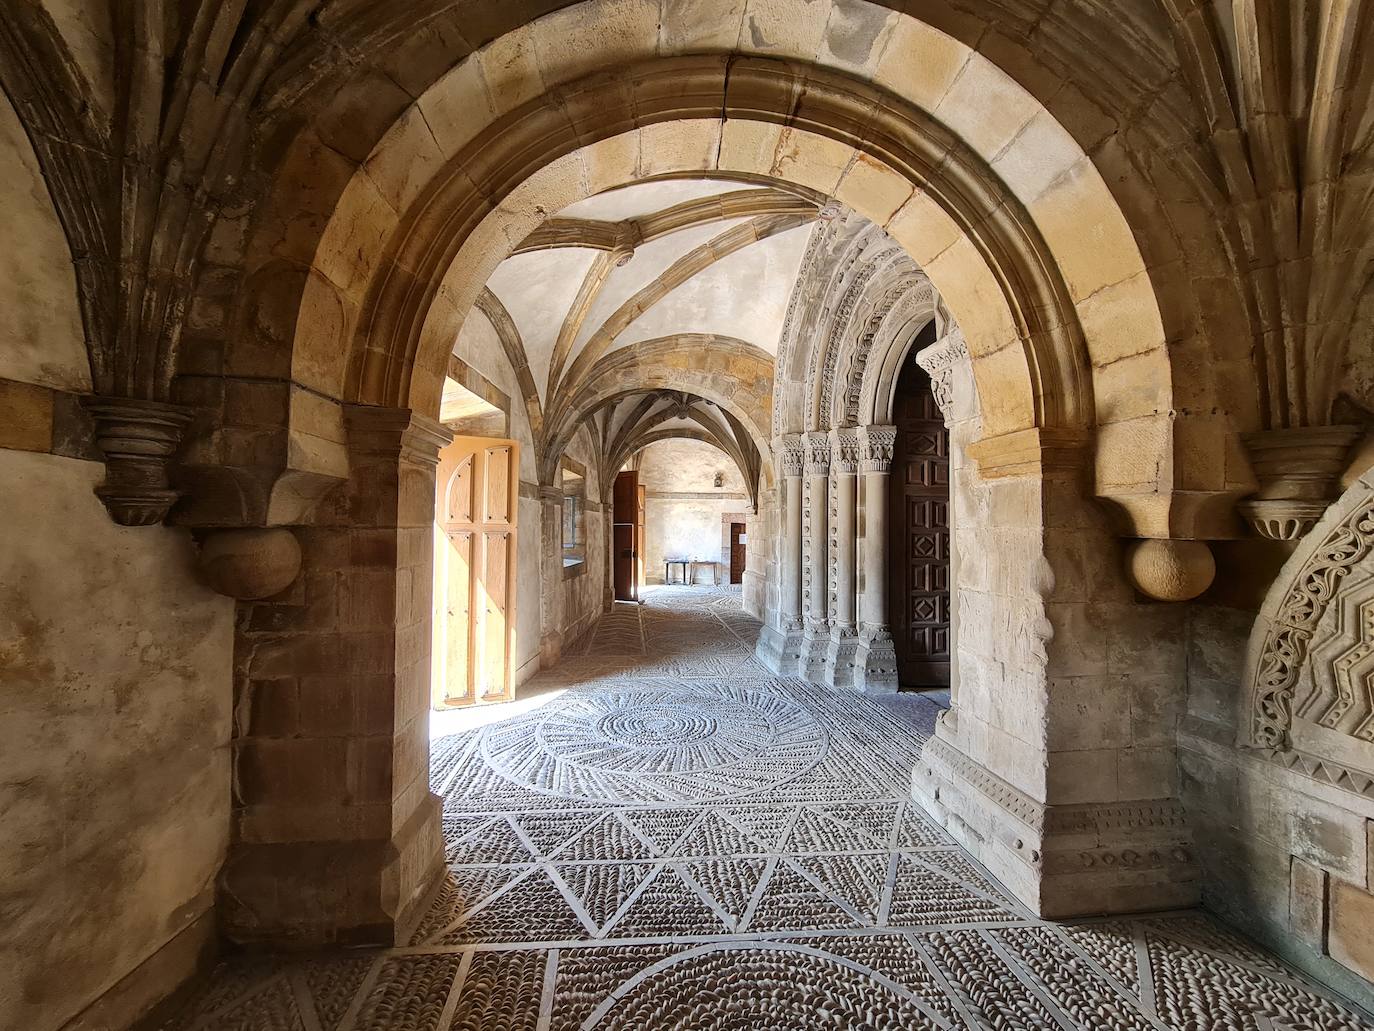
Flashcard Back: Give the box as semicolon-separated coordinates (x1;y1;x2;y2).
0;90;235;1031
1179;472;1374;1010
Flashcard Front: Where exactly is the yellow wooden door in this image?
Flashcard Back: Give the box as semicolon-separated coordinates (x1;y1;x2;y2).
433;436;518;708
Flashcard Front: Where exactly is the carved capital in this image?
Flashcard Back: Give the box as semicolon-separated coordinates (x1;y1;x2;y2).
831;427;861;474
858;425;896;473
779;433;805;478
81;396;194;526
803;431;832;476
914;331;968;423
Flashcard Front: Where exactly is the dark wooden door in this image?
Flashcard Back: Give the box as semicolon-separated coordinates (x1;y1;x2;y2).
613;471;639;601
890;357;950;688
729;522;746;583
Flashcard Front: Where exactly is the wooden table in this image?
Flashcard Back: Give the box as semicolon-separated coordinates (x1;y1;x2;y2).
664;559;719;586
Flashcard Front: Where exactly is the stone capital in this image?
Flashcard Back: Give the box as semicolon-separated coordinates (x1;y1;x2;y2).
914;331;968;423
967;427;1089;480
803;431;832;476
779;433;805;478
831;427;861;474
858;425;896;473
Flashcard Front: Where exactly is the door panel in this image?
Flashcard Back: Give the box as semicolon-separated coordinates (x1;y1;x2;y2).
613;470;639;601
433;436;518;707
890;359;951;688
729;522;746;584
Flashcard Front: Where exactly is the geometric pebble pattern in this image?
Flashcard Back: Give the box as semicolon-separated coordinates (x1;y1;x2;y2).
159;586;1374;1030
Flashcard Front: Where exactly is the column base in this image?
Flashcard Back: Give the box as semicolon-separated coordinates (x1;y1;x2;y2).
222;790;444;946
802;621;830;680
855;626;898;693
756;621;805;674
823;625;860;688
912;734;1199;918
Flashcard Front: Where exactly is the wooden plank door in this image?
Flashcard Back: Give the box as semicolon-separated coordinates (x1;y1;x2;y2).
636;484;646;597
729;522;746;583
889;365;951;687
433;436;518;707
612;470;639;601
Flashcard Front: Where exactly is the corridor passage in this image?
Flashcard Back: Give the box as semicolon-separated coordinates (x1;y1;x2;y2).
163;588;1371;1030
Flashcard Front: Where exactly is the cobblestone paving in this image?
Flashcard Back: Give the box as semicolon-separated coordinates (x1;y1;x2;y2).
164;586;1373;1030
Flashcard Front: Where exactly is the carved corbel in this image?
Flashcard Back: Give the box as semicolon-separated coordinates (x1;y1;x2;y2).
1238;426;1365;540
80;396;193;526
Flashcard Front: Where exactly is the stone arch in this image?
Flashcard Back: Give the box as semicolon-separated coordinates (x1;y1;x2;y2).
541;335;775;487
267;1;1188;526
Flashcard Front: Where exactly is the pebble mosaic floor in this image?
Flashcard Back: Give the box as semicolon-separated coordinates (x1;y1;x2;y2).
162;586;1373;1030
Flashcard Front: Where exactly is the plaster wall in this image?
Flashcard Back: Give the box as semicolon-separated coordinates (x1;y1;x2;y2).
0;92;88;392
0;89;235;1031
0;451;233;1031
637;439;748;584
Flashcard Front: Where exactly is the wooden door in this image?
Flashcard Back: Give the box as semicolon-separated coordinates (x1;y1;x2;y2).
433;436;518;707
613;470;639;601
890;361;950;688
729;522;746;583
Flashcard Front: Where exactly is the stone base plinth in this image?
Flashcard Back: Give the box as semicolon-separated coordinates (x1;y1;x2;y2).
823;628;860;688
855;630;898;693
222;791;443;946
802;625;830;680
756;623;805;674
913;734;1199;918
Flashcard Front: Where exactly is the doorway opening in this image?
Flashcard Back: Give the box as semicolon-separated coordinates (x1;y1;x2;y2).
889;322;951;690
612;469;644;602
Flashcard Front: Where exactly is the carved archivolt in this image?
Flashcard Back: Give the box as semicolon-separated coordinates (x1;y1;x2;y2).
1247;478;1374;759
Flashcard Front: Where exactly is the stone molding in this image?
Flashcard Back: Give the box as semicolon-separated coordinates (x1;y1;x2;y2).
80;395;193;525
803;431;832;475
343;405;452;466
779;433;805;477
1247;480;1374;750
966;427;1089;480
913;331;968;422
831;427;860;474
858;425;896;473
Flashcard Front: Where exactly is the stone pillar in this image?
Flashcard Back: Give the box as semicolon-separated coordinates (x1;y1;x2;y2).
824;428;861;687
539;484;564;665
756;434;807;672
222;406;452;946
855;425;898;692
802;431;832;679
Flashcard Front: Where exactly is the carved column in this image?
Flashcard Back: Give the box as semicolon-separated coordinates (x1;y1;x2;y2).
855;425;898;692
824;428;861;687
223;406;452;946
802;431;832;679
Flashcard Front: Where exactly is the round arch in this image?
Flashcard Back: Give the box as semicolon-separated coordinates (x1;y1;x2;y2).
276;2;1179;459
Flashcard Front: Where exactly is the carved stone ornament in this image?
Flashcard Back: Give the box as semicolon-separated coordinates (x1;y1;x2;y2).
831;428;861;474
198;527;303;600
1238;425;1364;540
858;426;896;473
1248;482;1374;751
779;434;805;478
913;331;969;423
80;395;194;526
803;432;832;476
1125;539;1216;602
